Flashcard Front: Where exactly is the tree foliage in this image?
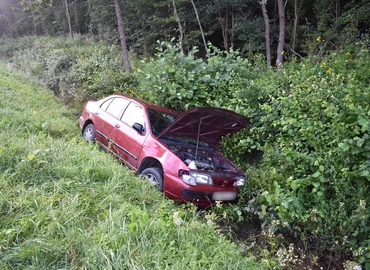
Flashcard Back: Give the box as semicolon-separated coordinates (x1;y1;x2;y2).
1;0;369;60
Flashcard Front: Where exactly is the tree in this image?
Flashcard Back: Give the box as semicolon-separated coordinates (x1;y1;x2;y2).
210;0;242;51
113;0;131;72
276;0;285;65
216;1;232;50
172;0;184;53
64;0;73;38
191;0;208;56
292;0;298;52
2;0;369;61
260;0;271;68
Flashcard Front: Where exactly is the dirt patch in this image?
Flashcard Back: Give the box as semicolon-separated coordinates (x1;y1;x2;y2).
216;216;349;269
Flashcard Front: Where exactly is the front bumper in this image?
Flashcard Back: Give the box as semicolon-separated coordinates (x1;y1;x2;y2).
163;168;241;207
182;189;212;200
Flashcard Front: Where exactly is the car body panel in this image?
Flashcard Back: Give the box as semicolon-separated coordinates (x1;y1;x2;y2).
158;107;250;148
112;101;147;168
79;94;248;207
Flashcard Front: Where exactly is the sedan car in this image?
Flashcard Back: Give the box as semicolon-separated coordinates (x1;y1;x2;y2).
79;94;249;207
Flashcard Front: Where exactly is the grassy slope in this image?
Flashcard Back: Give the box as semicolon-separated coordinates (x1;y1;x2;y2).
0;63;263;269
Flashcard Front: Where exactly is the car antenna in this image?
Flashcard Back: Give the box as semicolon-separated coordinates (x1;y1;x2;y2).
195;114;203;159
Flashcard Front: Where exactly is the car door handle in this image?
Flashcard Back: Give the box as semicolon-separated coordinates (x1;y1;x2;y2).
115;124;120;128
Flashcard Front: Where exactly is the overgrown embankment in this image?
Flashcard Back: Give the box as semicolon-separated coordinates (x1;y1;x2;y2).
1;35;370;269
0;63;262;269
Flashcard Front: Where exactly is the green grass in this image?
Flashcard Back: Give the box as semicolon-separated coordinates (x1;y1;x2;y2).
0;63;264;269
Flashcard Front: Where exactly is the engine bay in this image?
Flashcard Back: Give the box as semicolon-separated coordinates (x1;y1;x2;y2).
161;138;237;172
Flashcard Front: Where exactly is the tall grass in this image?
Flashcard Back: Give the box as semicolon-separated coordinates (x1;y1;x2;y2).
0;63;263;269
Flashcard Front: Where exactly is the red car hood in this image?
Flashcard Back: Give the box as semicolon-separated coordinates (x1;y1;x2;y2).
157;107;249;147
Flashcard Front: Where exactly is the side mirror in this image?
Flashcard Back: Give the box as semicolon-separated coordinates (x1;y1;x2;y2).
132;122;145;134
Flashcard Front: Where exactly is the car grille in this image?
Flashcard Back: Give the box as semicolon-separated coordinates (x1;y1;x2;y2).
182;189;212;200
212;178;236;187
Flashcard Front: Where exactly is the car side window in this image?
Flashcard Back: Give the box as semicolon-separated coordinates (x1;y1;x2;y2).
105;97;129;118
100;97;114;111
121;102;145;129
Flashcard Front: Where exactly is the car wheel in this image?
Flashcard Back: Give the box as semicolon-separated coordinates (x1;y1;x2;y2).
140;167;164;192
83;123;95;142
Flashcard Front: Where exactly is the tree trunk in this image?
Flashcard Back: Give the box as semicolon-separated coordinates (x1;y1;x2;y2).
113;0;131;72
87;0;92;34
231;7;235;49
218;9;228;51
276;0;285;65
292;0;298;51
172;0;184;53
190;0;208;57
72;1;80;34
260;0;271;68
64;0;73;38
225;8;229;50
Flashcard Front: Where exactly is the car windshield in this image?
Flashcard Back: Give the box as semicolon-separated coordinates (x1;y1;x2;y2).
148;109;178;136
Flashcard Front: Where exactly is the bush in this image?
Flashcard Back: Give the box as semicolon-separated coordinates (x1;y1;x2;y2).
243;42;370;264
66;42;138;102
136;39;370;266
136;41;258;113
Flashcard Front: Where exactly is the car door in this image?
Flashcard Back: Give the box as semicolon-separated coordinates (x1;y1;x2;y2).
96;97;129;151
112;101;147;169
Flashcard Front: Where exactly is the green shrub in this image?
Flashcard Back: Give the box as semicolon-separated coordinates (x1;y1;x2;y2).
67;43;138;102
136;41;258;113
136;39;370;266
243;42;370;264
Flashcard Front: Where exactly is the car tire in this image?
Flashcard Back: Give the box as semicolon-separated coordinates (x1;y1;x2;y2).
83;123;95;142
140;167;164;192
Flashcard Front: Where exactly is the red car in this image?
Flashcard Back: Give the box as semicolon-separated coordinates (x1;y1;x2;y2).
79;94;249;207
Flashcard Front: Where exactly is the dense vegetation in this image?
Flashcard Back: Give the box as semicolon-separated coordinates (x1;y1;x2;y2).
0;62;263;269
0;0;370;268
1;34;369;269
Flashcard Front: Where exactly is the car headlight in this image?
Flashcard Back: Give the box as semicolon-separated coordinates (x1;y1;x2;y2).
234;176;245;187
191;172;213;185
181;172;213;186
182;174;196;186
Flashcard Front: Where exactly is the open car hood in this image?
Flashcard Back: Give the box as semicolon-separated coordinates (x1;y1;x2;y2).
157;107;249;147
